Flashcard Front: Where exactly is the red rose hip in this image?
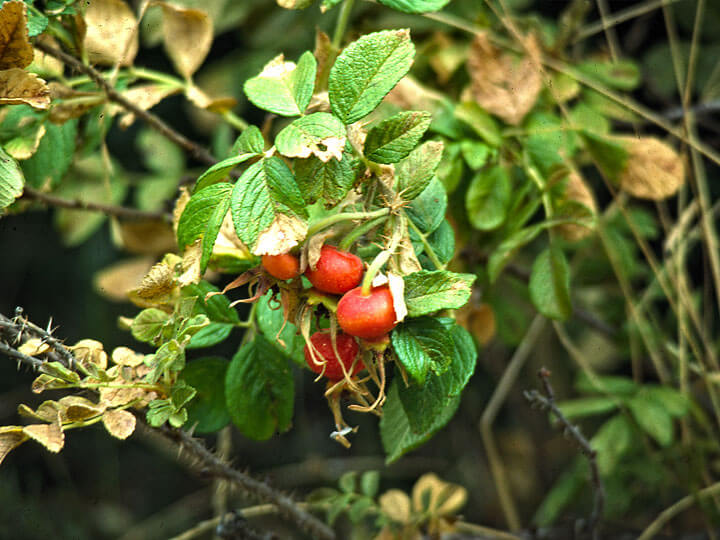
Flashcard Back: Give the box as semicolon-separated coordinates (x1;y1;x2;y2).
262;253;300;280
304;331;363;380
337;286;397;340
305;245;363;295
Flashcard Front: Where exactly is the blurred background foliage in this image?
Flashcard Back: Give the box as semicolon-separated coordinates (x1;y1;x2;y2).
2;0;720;538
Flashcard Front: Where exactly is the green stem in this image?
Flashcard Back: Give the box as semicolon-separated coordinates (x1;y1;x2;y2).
306;207;390;237
332;0;356;50
222;111;249;131
128;66;185;89
405;212;444;270
338;215;388;251
360;215;404;295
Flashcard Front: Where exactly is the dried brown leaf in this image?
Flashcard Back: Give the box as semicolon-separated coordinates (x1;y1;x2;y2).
94;256;155;302
48;82;106;123
115;219;178;255
84;0;139;66
619;136;685;200
70;339;108;370
0;1;32;69
468;33;542;125
384;76;443;111
177;238;203;287
0;68;50;109
172;187;191;235
556;171;597;241
102;409;136;439
23;412;64;453
253;213;308;256
18;338;50;357
0;426;28;465
116;84;179;128
157;2;212;79
313;30;332;88
58;396;106;422
387;272;407;324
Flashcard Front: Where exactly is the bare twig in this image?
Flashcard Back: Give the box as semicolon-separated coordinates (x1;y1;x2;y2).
156;425;336;540
35;42;218;167
21;186;171;222
524;368;605;540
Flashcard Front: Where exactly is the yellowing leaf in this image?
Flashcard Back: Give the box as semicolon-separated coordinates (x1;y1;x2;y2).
185;84;237;113
556;171;597;241
128;260;178;305
468;33;542;125
23;412;64;453
115;84;179;128
94;256;155;302
4;122;45;159
111;346;145;367
102;409;136;439
172;187;191;235
379;489;412;524
411;473;467;517
0;68;50;109
253;213;307;256
177;238;202;287
18;338;50;357
70;339;108;370
0;426;28;465
114;219;177;255
84;0;139;66
48;82;106;123
157;2;212;79
58;396;106;421
619;136;685;200
0;1;33;69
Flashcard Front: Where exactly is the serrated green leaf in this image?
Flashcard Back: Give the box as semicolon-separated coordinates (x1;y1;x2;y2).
26;9;49;37
529;246;572;321
533;458;587;526
182;281;240;348
21;119;76;189
131;308;171;344
225;336;294;440
256;291;305;366
294;151;355;205
231;157;306;249
193;154;255;193
628;394;674;447
423;219;455;267
244;51;317;116
377;0;451;13
395;140;443;200
405;177;447;234
579;131;629;182
436;142;464;193
275;112;346;161
381;381;460;463
391;317;455;385
454;102;501;147
177;183;233;274
556;397;618;420
364;111;431;164
170;381;197;409
403;270;475;316
0;147;24;210
329;29;415;124
183;357;231;434
465;165;511;231
231;125;264;155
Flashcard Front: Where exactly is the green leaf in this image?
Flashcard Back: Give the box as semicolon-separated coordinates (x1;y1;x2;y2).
460;140;490;170
182;281;240;349
244;51;317;117
579;131;629;182
644;386;690;418
381;381;460;463
377;0;451;13
628;394;674;447
225;336;294;440
256;291;306;366
436;142;464;193
529;246;572;321
488;222;550;283
193;154;255;193
454;102;502;147
0;147;24;210
170;381;197;409
131;308;171;344
403;270;475;317
137;128;185;176
577;59;640;91
533;458;587;526
294;151;355;205
329;29;415;124
360;471;380;498
574;372;638;396
395;140;444;200
465;165;511;231
231;125;265;155
275;112;346;160
391;317;455;385
230;157;306;249
339;471;356;493
21;119;77;189
26;9;49;37
177;183;233;274
525;112;575;175
556;397;618;420
364;111;431;164
405;177;447;234
424;219;455;267
183;357;231;434
591;415;634;474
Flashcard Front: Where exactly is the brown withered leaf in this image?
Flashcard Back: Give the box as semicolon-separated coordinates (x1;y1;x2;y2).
0;426;28;465
0;68;50;109
619;136;685;200
185;84;237;113
157;2;212;79
468;33;542;125
17;401;59;422
253;213;308;256
128;259;178;305
48;82;106;123
177;238;202;287
172;187;191;235
84;0;139;66
94;256;155;302
313;29;332;88
556;171;597;241
58;396;106;422
17;338;50;357
384;75;443;111
70;339;108;370
102;409;136;439
116;84;179;128
0;1;32;69
23;412;64;453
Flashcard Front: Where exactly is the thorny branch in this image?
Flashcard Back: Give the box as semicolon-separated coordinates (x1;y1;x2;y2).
0;308;77;370
524;368;605;540
35;42;219;167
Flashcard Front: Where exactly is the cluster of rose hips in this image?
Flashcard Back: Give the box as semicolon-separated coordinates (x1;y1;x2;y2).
262;245;396;382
